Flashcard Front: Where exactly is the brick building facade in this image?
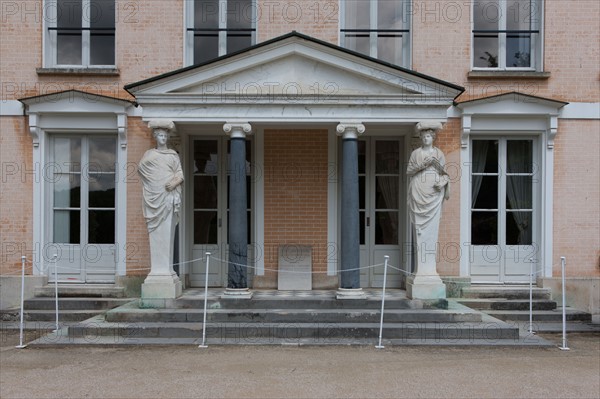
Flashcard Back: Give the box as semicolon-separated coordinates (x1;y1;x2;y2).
1;1;598;315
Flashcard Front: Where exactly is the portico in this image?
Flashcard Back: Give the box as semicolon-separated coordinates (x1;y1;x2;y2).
124;32;463;292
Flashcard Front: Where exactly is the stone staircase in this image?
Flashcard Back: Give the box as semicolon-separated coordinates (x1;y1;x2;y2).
1;284;133;323
456;285;595;332
28;289;553;346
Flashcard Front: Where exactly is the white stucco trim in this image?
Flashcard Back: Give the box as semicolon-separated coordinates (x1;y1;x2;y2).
20;91;132;277
457;93;567;280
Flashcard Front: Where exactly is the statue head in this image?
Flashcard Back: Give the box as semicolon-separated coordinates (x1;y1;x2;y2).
415;122;443;144
148;120;175;138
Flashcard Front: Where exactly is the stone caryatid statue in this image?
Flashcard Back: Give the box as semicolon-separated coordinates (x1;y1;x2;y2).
406;121;449;299
138;120;183;301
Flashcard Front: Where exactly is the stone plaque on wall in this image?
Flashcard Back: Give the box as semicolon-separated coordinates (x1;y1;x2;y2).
278;245;312;291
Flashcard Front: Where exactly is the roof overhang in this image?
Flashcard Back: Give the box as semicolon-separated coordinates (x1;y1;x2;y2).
125;32;464;124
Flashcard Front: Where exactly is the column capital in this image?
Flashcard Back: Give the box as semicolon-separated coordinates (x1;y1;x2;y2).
224;122;252;139
336;123;365;139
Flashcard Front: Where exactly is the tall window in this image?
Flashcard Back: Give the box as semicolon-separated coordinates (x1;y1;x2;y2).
471;139;536;246
472;0;543;70
52;136;117;245
340;0;411;67
45;0;115;67
186;0;256;65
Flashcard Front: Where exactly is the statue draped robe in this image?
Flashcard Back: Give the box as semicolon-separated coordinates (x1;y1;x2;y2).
407;147;449;277
138;148;183;276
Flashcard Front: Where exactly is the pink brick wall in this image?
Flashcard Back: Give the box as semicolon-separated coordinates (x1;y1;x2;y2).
0;117;34;274
260;129;329;288
553;120;600;277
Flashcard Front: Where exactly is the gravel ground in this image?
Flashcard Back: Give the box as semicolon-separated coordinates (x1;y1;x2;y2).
1;330;598;399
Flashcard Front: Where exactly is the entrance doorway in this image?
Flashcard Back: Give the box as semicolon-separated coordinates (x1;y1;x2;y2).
357;138;404;287
469;137;539;283
188;137;253;287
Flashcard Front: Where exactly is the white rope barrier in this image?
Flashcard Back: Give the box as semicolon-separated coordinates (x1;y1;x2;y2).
199;252;211;349
15;256;27;349
375;255;389;349
559;257;570;351
51;254;59;332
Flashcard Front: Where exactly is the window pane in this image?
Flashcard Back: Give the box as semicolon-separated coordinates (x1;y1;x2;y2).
472;140;498;173
507;140;533;173
90;33;115;65
506;211;532;245
358;140;366;174
507;0;532;31
88;210;115;243
344;34;370;55
472;176;498;209
375;211;398;245
194;141;218;175
227;34;252;54
88;137;116;172
359;175;365;209
54;210;80;243
88;174;116;208
507;35;531;67
54;137;81;172
471;211;497;245
359;211;365;245
227;0;252;30
474;36;498;67
194;35;219;64
375;141;399;174
345;0;370;29
57;0;82;65
90;0;115;65
195;0;219;29
194;211;218;244
474;0;500;30
376;176;399;209
378;0;404;30
377;35;403;65
194;176;218;209
54;174;81;208
506;176;532;209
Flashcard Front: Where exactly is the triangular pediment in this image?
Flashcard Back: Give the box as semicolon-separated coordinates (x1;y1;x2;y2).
126;32;463;104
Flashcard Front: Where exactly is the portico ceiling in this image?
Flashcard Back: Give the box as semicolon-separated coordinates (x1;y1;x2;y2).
125;32;464;124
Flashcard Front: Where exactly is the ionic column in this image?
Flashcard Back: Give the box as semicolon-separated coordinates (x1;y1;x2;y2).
222;123;252;298
336;123;366;299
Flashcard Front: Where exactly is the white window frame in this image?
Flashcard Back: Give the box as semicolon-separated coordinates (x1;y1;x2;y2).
339;0;412;68
471;0;544;71
457;93;567;280
468;136;540;282
43;0;116;68
184;0;257;66
21;92;129;277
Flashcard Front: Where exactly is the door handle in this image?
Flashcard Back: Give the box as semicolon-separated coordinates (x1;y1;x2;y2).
218;218;222;228
366;216;370;227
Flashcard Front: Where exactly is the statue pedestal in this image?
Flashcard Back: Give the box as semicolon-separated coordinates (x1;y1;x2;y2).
406;274;446;300
336;287;367;300
141;273;182;300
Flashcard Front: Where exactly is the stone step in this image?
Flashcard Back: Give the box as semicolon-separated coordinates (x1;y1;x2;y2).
173;297;446;310
29;334;554;347
23;297;135;311
105;307;483;324
457;298;557;311
0;309;107;322
485;308;592;322
461;286;551;300
65;317;520;341
35;284;126;298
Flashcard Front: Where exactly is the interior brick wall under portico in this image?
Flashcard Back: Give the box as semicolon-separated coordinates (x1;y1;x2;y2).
257;129;333;289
